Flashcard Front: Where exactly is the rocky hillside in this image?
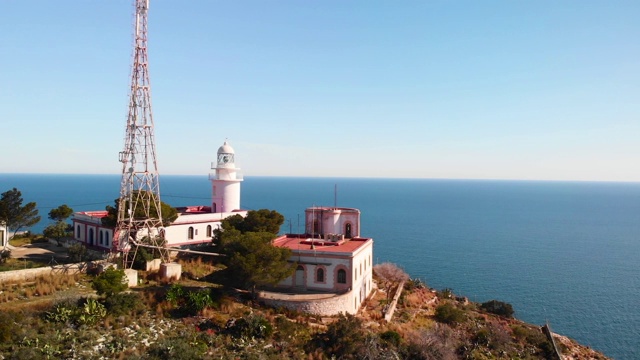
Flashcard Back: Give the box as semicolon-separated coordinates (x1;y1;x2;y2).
0;258;610;359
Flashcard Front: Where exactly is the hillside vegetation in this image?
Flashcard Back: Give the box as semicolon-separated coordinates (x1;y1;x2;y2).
0;255;608;360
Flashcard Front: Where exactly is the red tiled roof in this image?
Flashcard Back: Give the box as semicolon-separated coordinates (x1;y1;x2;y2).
273;234;371;253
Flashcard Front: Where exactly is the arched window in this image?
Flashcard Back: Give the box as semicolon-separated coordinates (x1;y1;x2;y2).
337;269;347;284
88;228;94;245
316;268;324;282
313;220;319;236
99;231;104;245
76;225;81;239
105;232;110;247
188;227;194;240
206;225;212;238
345;223;352;238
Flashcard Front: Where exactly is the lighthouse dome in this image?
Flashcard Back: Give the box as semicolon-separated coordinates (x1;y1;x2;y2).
217;141;235;155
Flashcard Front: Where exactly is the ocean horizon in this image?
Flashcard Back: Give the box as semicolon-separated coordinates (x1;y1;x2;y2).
1;173;639;359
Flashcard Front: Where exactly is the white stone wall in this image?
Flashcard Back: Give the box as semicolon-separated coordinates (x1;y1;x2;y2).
292;255;351;291
305;208;360;238
260;288;360;316
350;241;374;308
211;179;242;213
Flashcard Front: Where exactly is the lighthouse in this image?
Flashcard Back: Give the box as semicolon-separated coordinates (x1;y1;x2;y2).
210;141;243;213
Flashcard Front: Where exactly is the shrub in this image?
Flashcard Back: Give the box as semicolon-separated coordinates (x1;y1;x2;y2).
227;314;273;339
92;267;128;297
310;313;366;359
103;292;145;316
434;302;466;325
0;249;10;263
480;300;514;318
146;337;207;360
67;243;88;262
165;283;185;306
186;289;213;315
380;330;402;347
46;301;78;324
46;298;106;326
0;312;18;342
77;298;107;325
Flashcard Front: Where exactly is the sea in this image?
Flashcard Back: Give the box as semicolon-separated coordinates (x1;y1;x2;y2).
1;173;639;359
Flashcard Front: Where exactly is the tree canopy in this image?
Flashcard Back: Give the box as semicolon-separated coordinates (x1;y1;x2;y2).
48;204;73;222
101;192;178;228
0;188;41;238
216;209;284;238
44;204;74;245
216;209;293;296
224;231;295;295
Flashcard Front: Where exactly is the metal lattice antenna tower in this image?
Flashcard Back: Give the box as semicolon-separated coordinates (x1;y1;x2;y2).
115;0;168;265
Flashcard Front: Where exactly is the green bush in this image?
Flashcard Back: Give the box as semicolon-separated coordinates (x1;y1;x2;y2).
103;292;145;316
146;336;207;360
0;312;18;342
434;302;466;325
92;267;128;297
46;301;78;324
46;298;106;326
67;243;88;262
165;283;185;306
77;298;107;325
227;314;273;339
309;313;366;359
186;289;213;315
380;330;402;347
480;299;514;318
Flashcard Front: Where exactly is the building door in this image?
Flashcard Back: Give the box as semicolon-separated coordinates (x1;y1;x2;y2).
345;223;352;238
294;266;305;288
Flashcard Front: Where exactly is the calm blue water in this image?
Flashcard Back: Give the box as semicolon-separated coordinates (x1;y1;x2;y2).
1;174;639;359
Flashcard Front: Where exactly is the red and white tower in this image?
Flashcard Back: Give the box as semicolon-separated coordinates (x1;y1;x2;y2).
210;141;243;213
115;0;167;263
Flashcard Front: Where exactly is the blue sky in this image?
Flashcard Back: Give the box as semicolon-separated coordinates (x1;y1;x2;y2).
1;1;638;181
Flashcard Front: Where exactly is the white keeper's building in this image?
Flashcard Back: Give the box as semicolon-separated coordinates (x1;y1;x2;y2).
71;141;247;250
71;141;374;315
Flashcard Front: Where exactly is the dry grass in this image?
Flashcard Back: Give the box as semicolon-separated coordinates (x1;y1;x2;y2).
178;256;219;279
0;273;84;303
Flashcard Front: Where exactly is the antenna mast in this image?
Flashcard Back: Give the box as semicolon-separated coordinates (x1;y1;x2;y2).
115;0;168;264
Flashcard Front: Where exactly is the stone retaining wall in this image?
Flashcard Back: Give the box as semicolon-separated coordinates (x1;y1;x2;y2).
0;262;99;284
259;289;357;316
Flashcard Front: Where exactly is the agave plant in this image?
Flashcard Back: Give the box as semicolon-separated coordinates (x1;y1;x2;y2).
77;298;107;325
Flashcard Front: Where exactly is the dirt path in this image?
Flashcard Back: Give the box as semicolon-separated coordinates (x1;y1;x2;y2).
9;241;70;262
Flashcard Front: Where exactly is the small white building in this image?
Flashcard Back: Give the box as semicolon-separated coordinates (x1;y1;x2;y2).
261;206;374;316
71;141;246;251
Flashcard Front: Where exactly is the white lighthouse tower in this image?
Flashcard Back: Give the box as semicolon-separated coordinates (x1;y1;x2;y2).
210;141;243;213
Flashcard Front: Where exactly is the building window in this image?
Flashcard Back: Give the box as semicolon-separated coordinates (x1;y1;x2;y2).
206;225;212;238
88;228;94;245
345;223;352;238
295;265;305;288
316;268;324;282
337;269;347;284
99;231;104;245
76;225;81;239
188;227;194;240
105;232;110;247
